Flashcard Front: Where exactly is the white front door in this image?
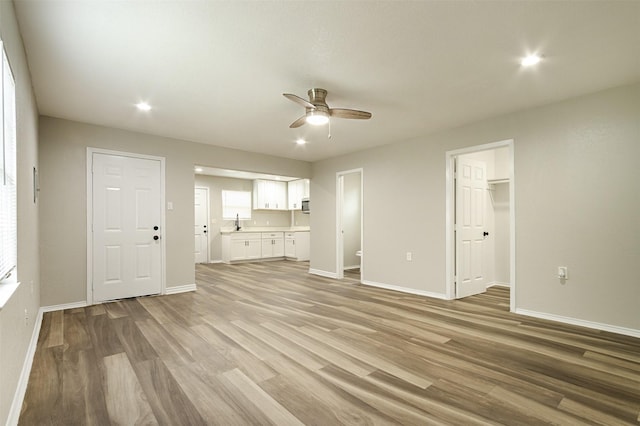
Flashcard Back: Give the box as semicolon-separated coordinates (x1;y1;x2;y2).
194;187;209;263
455;157;488;298
92;153;163;302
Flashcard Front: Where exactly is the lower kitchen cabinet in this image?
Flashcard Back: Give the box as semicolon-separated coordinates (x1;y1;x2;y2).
222;230;308;264
222;233;262;262
285;231;310;261
261;232;284;258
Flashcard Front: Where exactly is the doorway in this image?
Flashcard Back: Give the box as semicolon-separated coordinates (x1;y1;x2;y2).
194;187;210;263
336;169;363;280
86;148;166;304
445;140;515;309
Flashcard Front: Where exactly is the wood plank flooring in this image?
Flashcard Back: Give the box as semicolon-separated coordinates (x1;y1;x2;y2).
20;261;640;425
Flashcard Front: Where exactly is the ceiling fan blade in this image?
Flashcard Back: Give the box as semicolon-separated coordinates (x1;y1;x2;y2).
283;93;315;109
330;108;372;120
289;115;307;128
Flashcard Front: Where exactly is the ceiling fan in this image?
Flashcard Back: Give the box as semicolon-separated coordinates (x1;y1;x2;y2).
283;88;372;128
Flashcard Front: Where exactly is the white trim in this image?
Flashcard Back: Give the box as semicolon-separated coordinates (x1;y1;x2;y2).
165;284;197;295
41;301;88;312
344;265;360;271
6;308;43;426
309;268;338;279
336;168;364;281
515;308;640;339
487;281;510;288
445;140;516;308
86;148;166;305
210;259;224;264
336;174;344;279
361;279;448;300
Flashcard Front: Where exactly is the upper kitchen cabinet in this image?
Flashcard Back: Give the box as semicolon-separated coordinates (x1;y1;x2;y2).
253;179;287;210
287;179;309;210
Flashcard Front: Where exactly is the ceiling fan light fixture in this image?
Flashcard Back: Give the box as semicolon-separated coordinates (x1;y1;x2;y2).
305;110;329;126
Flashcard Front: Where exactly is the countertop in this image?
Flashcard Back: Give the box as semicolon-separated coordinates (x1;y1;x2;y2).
219;226;310;235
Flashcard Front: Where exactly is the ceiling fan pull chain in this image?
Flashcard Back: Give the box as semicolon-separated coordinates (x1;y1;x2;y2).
328;119;332;139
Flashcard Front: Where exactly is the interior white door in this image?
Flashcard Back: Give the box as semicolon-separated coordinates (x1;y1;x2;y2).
92;153;162;302
455;157;488;298
194;187;209;263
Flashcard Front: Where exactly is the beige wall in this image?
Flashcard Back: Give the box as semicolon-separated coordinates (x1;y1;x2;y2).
311;82;640;332
39;117;310;306
493;182;510;285
0;1;40;424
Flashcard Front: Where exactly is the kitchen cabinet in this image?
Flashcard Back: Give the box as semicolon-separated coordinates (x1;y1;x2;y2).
253;179;287;210
285;231;310;261
261;232;284;258
222;233;262;262
287;179;310;210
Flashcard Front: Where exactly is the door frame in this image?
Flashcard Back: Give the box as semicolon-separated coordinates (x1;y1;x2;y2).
86;148;167;305
445;139;515;310
194;186;210;263
336;168;364;280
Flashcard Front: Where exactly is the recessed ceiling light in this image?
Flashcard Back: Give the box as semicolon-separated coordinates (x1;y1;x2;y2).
521;54;542;67
136;101;152;111
296;138;306;145
194;167;203;173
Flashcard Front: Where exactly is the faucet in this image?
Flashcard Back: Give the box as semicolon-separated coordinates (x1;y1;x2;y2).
235;213;241;231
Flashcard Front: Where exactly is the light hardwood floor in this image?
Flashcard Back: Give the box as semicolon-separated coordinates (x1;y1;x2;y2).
20;261;640;425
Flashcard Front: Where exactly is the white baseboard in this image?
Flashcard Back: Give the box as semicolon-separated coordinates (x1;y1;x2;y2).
308;269;338;279
7;308;44;426
209;260;224;264
487;281;510;288
515;308;640;339
361;279;448;300
41;301;87;312
344;265;360;271
165;284;197;295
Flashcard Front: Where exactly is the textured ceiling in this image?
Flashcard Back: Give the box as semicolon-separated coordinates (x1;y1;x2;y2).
14;1;640;162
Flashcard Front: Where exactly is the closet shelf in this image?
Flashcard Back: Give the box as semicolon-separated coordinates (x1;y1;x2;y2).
487;178;510;185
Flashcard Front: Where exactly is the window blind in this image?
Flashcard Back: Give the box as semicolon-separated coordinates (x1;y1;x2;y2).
0;45;16;281
222;190;251;220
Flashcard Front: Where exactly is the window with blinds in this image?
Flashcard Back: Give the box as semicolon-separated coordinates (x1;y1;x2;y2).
0;43;16;282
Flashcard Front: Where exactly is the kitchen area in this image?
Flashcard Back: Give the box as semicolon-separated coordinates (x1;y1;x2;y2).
194;167;310;264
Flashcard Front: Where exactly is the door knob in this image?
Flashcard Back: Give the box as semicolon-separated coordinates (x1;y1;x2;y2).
153;226;159;231
483;231;489;237
153;235;160;240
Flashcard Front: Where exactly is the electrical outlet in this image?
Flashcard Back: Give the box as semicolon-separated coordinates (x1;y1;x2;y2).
406;252;412;261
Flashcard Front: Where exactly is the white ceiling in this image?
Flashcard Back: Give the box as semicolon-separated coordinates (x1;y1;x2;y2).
14;1;640;162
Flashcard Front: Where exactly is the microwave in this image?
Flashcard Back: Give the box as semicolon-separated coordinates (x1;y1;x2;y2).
301;198;310;214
